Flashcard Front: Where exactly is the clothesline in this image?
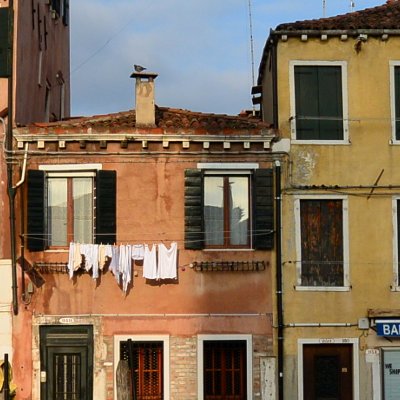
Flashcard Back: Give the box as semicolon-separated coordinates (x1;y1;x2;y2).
68;242;178;294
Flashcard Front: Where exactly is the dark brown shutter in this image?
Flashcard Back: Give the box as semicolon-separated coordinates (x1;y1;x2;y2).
62;0;69;26
253;168;274;250
0;8;11;78
96;170;116;245
184;169;203;250
27;170;46;251
300;199;343;286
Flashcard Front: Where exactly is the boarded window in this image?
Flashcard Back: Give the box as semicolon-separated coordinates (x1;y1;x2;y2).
203;340;247;400
120;341;163;400
295;66;343;140
300;199;344;286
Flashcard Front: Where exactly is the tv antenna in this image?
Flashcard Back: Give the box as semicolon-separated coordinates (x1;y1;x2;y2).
247;0;256;114
247;0;255;88
323;0;326;17
350;1;355;12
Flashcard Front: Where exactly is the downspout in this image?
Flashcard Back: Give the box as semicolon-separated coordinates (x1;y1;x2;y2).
6;0;18;315
275;160;284;400
13;143;28;302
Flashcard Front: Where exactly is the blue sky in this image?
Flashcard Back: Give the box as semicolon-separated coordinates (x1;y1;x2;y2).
70;0;380;117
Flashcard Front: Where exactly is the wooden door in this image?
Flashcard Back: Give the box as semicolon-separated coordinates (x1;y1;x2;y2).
40;325;93;400
303;344;353;400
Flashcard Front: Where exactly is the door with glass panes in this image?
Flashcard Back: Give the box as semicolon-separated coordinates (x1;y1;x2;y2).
40;325;93;400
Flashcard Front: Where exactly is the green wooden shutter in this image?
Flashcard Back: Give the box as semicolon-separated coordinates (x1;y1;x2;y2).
184;169;204;250
295;66;320;140
395;67;400;140
253;168;274;250
96;170;116;245
295;66;343;140
27;170;46;251
0;8;11;78
318;66;343;140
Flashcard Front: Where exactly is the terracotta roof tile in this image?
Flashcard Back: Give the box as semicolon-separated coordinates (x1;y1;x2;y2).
27;106;270;134
276;1;400;32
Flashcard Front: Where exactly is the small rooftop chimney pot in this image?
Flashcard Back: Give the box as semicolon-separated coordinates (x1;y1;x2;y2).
130;71;158;127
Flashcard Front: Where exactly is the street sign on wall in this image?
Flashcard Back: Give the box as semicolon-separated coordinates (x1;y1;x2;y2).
376;320;400;337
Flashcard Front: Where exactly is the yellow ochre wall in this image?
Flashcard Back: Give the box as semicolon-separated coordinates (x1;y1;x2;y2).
269;35;400;398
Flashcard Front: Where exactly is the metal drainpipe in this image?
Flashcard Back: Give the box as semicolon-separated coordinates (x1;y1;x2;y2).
6;0;18;315
275;161;284;400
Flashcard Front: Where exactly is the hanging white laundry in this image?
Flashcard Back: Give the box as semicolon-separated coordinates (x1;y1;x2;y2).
143;244;158;279
92;244;99;280
132;244;145;260
121;245;132;293
67;242;75;279
80;244;92;271
73;243;82;271
109;245;119;278
98;244;106;270
158;242;178;279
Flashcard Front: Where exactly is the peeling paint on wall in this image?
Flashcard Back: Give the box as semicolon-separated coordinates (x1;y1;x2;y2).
292;150;318;184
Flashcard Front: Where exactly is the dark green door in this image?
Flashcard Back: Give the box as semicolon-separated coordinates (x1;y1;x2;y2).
40;325;93;400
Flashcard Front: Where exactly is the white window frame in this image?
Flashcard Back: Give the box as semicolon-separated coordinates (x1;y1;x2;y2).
197;334;252;400
113;335;170;400
297;338;360;400
390;61;400;144
39;164;102;251
197;163;258;251
294;195;350;291
392;197;400;290
289;60;349;144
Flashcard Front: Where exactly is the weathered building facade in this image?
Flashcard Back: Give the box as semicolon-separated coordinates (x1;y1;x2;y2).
0;0;70;384
258;1;400;399
9;73;278;399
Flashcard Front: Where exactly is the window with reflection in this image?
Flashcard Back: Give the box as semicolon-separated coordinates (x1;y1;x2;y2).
204;176;249;248
47;176;93;246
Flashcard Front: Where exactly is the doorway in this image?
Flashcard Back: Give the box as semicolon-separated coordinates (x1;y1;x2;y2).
40;325;93;400
303;344;353;400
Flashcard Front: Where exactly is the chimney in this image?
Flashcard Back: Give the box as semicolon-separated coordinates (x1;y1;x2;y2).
130;71;158;127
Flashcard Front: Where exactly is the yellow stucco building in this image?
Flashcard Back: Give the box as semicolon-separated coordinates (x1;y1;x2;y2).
258;1;400;399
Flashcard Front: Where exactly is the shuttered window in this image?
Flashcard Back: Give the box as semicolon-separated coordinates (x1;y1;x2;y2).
395;66;400;140
294;65;344;140
203;340;247;400
27;169;116;251
0;8;11;78
120;341;163;400
184;168;274;250
300;199;344;287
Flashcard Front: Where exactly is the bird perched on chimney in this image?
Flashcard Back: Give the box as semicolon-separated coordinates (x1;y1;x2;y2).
134;64;147;73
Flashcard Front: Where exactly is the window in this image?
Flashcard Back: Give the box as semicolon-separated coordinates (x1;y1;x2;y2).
184;165;274;250
120;341;163;400
390;62;400;141
46;174;94;246
295;197;349;288
114;335;170;400
198;335;252;400
393;199;400;288
290;61;348;142
204;176;249;247
27;166;116;251
382;348;400;399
